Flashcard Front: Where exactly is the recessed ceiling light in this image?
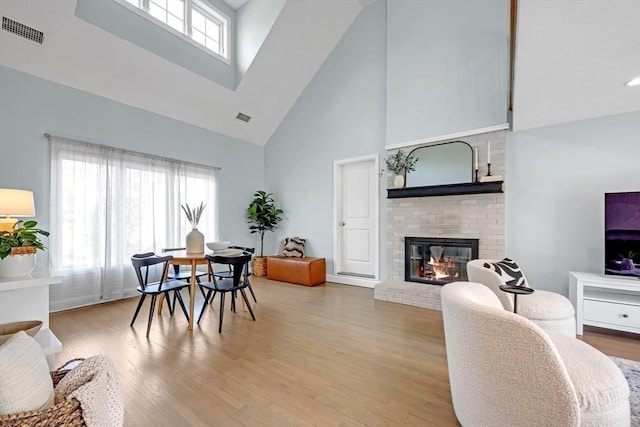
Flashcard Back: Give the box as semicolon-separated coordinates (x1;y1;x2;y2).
624;76;640;87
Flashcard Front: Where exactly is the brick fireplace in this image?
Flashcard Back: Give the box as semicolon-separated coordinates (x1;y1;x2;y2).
374;128;506;310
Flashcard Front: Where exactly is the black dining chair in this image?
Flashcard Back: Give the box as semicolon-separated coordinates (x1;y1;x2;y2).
130;252;191;337
211;246;257;303
197;252;255;333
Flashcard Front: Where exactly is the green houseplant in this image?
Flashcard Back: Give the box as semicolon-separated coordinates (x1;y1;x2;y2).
385;149;418;188
0;220;49;277
246;190;284;276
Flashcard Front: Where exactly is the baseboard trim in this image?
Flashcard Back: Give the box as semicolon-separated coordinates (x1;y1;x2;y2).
326;274;379;288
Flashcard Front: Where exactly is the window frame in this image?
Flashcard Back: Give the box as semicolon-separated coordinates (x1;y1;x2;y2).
116;0;231;64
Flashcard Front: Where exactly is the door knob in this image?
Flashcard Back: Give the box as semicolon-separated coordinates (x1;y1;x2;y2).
339;221;345;226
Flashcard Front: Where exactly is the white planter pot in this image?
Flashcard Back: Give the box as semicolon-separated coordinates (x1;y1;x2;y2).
393;174;405;188
0;253;36;278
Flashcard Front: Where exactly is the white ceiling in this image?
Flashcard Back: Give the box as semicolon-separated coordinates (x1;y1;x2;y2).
511;0;640;131
0;0;638;145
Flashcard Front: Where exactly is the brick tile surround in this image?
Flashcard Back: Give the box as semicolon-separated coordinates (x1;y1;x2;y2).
374;130;506;310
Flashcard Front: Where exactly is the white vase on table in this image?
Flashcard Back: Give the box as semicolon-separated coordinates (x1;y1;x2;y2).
186;228;204;253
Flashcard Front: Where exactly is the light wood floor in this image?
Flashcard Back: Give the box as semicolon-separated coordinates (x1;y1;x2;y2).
50;278;640;427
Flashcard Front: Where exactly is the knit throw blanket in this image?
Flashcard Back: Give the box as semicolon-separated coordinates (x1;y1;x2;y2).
54;356;124;427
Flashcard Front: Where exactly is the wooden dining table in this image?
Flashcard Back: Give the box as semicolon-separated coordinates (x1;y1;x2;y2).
158;248;247;330
157;250;210;330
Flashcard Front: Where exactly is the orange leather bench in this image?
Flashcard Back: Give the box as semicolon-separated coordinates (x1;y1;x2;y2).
266;256;326;286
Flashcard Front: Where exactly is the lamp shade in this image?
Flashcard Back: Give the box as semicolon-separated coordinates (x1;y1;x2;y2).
0;189;36;217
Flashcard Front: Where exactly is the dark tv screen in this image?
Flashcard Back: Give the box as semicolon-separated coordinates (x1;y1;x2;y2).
604;191;640;278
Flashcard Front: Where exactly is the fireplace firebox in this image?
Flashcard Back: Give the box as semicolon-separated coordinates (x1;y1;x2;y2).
405;237;479;285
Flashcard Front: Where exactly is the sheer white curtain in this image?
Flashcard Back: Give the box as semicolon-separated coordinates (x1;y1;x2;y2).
49;137;218;311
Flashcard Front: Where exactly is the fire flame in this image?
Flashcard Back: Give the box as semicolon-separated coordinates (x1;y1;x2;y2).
428;257;460;280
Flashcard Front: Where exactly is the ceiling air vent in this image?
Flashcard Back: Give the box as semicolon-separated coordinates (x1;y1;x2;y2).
2;16;44;45
236;112;251;123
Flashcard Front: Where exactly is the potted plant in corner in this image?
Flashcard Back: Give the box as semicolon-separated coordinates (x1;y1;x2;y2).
0;220;49;277
246;190;284;277
385;149;418;188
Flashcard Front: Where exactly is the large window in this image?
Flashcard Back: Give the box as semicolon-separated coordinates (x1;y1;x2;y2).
49;137;218;311
122;0;229;60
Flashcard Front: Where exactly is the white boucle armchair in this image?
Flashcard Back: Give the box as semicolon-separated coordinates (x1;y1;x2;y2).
441;281;630;427
466;259;576;336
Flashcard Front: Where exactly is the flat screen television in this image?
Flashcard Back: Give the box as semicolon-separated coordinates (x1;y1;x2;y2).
605;191;640;278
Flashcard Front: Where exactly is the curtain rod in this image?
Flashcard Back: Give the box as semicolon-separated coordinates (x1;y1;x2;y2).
43;132;222;171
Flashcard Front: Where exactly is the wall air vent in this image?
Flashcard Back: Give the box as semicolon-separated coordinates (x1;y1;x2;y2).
2;16;44;44
236;112;251;123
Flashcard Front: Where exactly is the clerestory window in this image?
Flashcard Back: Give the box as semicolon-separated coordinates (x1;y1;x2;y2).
121;0;229;61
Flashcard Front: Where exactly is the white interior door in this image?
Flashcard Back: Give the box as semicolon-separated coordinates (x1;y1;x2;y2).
334;156;379;279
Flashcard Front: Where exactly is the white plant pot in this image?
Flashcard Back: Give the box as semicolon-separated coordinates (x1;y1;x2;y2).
393;174;405;188
0;253;36;278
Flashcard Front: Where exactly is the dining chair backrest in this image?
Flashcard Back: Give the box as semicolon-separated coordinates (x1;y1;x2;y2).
131;253;174;291
205;253;252;286
229;246;255;253
228;246;255;276
132;252;155;259
161;248;188;275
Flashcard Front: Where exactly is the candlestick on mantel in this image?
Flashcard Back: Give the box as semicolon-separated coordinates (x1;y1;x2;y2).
474;147;479;182
487;141;491;164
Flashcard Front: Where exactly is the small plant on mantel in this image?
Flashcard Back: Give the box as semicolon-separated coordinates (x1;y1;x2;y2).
385;149;418;188
385;149;418;176
0;220;49;260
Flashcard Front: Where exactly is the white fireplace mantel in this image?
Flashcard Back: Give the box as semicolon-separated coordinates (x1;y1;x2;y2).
0;265;63;368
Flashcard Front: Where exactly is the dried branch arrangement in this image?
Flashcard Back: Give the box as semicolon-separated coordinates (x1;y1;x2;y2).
181;202;206;228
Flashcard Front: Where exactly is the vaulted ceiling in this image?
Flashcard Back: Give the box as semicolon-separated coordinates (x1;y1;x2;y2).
0;0;638;146
0;0;371;146
511;0;640;131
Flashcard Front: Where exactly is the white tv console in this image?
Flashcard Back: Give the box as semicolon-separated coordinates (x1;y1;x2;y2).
0;266;62;368
569;271;640;335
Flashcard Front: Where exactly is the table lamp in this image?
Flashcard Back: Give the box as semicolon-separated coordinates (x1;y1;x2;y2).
0;188;36;232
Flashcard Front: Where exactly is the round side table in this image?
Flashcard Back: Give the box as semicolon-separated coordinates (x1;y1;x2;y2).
499;284;534;313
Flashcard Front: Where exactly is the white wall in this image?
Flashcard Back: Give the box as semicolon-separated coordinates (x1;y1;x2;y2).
265;0;387;269
236;0;286;83
386;0;509;145
506;111;640;295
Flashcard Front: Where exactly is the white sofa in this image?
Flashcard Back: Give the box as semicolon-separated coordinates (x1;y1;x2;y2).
466;259;576;336
441;281;630;427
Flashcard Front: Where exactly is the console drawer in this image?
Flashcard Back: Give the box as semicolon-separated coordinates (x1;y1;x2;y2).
583;299;640;329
